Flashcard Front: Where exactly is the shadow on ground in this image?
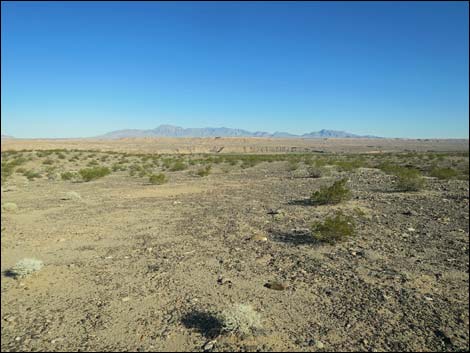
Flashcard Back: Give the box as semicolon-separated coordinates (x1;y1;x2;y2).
181;311;223;339
270;230;318;246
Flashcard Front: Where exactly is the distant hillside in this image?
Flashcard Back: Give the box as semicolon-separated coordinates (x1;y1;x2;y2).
1;134;14;139
97;125;381;139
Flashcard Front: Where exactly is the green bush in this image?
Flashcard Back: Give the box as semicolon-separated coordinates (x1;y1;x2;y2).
395;168;425;192
287;161;299;171
429;167;459;180
170;160;187;171
23;170;41;180
310;179;351;205
79;167;111;182
196;165;212;177
310;212;355;244
43;158;54;165
149;173;167;185
61;171;76;181
307;166;323;178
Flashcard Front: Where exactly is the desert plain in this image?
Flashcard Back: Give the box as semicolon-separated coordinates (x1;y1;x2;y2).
1;137;469;351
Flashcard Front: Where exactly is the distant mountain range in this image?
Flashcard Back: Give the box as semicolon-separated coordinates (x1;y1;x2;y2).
97;125;381;139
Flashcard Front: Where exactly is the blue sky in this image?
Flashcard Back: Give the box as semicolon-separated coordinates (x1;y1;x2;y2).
1;1;468;138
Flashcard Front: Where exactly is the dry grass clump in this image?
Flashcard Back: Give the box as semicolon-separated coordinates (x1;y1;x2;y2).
311;212;355;244
218;304;263;338
8;258;43;278
310;178;351;205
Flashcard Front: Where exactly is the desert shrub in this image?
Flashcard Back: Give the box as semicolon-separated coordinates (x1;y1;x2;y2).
287;160;299;171
7;258;43;278
23;170;41;180
310;179;351;205
112;163;127;172
218;304;263;338
307;166;323;178
57;153;66;159
79;167;111;182
61;171;76;180
15;167;26;174
429;167;459;180
196;165;212;177
170;160;187;171
149;173;167;185
310;212;355;244
334;158;366;172
395;168;425;192
42;158;54;165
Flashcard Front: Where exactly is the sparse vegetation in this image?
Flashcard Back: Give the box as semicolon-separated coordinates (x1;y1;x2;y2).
310;178;351;205
310;212;355;244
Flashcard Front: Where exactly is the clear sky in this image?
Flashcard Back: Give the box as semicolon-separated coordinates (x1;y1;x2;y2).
1;1;469;138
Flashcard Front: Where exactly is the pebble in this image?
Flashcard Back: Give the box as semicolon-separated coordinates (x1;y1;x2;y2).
122;297;130;302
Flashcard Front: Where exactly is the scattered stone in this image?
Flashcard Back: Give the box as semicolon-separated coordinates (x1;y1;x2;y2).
407;227;416;232
217;276;232;285
60;191;81;201
264;281;287;291
252;233;268;242
121;297;131;302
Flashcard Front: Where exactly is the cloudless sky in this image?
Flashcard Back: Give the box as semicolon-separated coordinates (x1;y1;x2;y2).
1;1;469;138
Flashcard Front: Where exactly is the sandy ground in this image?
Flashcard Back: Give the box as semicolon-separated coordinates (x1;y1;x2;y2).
1;143;469;352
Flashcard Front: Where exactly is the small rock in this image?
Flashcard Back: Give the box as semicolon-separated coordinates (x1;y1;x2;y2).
252;234;268;242
264;281;288;291
315;340;324;349
122;297;130;302
60;191;81;201
407;227;416;232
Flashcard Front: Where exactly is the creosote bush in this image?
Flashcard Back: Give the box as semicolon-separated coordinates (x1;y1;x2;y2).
310;178;351;205
430;167;459;180
170;160;187;171
79;167;111;182
61;171;76;181
311;212;355;244
149;173;167;185
307;166;323;178
395;168;425;192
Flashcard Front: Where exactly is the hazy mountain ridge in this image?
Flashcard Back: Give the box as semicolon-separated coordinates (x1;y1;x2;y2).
98;125;381;139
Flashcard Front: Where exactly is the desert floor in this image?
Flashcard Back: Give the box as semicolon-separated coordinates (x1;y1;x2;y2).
1;139;469;351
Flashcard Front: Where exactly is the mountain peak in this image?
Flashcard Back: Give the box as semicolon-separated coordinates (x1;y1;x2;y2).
97;125;381;139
